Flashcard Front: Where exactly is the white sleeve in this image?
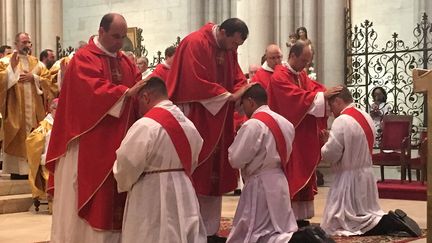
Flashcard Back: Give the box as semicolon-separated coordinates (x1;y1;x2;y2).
307;92;325;117
228;121;262;169
6;65;19;89
321;118;345;164
113;120;154;192
108;95;126;118
199;92;231;115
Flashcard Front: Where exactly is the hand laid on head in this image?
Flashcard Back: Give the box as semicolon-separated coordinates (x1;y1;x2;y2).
60;58;68;74
229;82;254;102
324;85;343;99
18;71;34;83
125;78;148;97
10;51;19;72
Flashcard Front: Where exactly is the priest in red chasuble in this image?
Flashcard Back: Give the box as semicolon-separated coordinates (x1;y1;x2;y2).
166;18;250;241
267;40;342;226
45;13;144;243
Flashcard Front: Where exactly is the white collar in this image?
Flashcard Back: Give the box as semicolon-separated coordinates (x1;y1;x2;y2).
93;36;117;58
252;105;270;116
285;62;299;75
261;61;274;72
212;25;221;48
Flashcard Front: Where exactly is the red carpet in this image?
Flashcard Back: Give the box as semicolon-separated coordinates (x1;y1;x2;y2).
377;179;426;201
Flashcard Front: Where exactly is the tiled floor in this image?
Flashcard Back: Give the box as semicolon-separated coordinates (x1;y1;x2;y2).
0;166;427;243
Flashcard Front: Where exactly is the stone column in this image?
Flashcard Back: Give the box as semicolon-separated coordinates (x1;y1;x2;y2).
0;0;5;44
5;0;18;45
187;0;205;32
316;0;345;87
23;0;36;54
275;0;295;56
40;0;62;52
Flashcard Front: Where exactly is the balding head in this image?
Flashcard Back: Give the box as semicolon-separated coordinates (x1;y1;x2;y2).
98;13;128;53
288;40;312;72
265;44;282;69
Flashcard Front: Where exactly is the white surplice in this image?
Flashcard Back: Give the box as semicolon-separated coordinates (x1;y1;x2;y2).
227;105;298;243
320;105;385;236
113;100;207;243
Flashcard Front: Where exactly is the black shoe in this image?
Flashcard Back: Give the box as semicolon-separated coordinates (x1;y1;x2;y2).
293;226;335;243
207;235;227;243
387;209;422;237
296;219;310;228
234;189;241;196
10;173;28;180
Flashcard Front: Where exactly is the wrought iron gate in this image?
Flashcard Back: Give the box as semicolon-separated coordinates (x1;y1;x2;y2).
345;12;432;145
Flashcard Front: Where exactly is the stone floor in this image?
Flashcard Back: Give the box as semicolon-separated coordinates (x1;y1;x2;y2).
0;165;427;242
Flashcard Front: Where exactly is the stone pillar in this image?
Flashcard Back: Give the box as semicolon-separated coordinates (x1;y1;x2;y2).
187;0;205;32
5;0;18;46
40;0;62;53
275;0;295;56
23;0;36;54
0;0;5;44
316;0;345;87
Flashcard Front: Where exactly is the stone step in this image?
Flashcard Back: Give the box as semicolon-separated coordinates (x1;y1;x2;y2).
0;193;33;214
0;174;32;196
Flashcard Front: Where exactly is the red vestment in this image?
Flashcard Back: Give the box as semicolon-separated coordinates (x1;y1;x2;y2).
46;37;141;230
251;67;273;89
268;64;327;202
150;63;170;82
166;23;246;196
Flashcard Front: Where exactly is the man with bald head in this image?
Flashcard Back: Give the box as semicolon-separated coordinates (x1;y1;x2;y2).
251;44;283;89
46;13;144;243
267;40;342;227
0;33;55;179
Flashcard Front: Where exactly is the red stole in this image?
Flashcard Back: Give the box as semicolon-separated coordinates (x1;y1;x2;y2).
341;107;374;154
143;107;192;176
252;112;288;167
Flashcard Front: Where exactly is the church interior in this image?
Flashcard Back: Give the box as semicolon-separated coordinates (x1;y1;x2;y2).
0;0;431;242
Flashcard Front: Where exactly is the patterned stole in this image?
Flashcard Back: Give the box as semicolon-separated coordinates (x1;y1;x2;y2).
108;57;122;85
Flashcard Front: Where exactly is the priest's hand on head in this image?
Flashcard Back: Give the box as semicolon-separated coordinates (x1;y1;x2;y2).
18;71;34;83
10;51;19;72
324;85;343;99
125;78;147;97
229;83;254;102
60;58;68;74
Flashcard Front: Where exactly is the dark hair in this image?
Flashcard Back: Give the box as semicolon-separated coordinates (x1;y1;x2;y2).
328;86;353;104
99;13;123;32
242;84;267;105
296;26;308;39
0;45;12;54
289;32;297;38
220;18;249;40
371;86;387;102
288;40;308;58
165;46;176;58
138;77;168;97
39;49;53;61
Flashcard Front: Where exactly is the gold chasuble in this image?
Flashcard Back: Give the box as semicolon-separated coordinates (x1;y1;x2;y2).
0;54;57;173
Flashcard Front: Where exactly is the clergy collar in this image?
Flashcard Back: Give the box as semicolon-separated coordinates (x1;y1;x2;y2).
285;62;299;75
261;61;274;72
93;36;117;58
212;25;222;48
162;60;171;69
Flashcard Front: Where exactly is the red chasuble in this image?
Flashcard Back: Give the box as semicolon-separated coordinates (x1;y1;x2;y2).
251;67;273;89
252;112;288;167
166;23;246;196
341;107;374;154
150;63;170;82
45;37;141;230
144;107;192;176
268;64;327;201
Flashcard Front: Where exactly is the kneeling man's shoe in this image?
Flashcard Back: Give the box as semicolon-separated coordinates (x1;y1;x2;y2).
388;209;422;237
301;226;335;243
